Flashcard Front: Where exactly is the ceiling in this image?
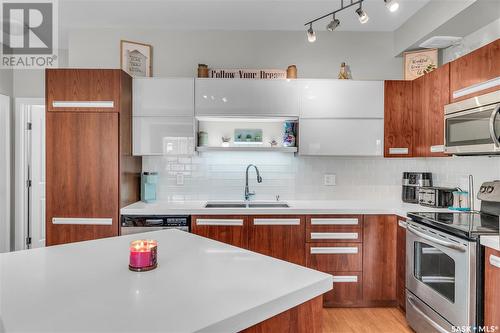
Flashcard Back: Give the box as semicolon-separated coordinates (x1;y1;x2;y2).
58;0;431;32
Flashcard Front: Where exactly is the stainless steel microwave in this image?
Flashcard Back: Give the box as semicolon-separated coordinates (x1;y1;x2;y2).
444;90;500;155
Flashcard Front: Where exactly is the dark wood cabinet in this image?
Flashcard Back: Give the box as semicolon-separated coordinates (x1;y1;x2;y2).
249;216;306;266
450;39;500;102
485;247;500;327
396;219;407;312
45;69;141;246
362;215;397;306
384;80;413;157
412;64;449;157
191;216;249;248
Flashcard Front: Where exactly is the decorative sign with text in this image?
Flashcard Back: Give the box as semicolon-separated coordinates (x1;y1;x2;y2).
403;48;438;80
209;69;287;79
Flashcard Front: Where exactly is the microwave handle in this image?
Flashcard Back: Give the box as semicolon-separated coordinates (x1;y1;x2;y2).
489;105;500;147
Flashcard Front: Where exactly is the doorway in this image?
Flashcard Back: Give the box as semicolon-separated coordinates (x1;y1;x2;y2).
14;98;45;250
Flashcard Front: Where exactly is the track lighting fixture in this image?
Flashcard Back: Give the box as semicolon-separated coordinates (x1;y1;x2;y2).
356;4;369;24
326;14;340;31
384;0;399;12
304;0;397;42
307;24;316;43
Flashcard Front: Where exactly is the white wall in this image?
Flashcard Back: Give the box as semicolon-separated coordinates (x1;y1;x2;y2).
68;29;402;80
0;69;13;96
143;154;500;208
443;18;500;63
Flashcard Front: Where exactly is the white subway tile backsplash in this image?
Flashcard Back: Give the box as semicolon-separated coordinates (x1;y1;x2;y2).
142;153;500;204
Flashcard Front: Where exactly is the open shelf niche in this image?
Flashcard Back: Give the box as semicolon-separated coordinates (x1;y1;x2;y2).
195;116;299;153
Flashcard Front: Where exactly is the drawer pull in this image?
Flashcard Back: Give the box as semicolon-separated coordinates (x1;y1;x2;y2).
52;217;112;225
196;219;244;226
311;218;358;226
311;232;359;240
490;254;500;268
388;148;409;155
430;145;444;153
332;275;358;283
52;101;114;108
310;247;358;254
253;218;300;226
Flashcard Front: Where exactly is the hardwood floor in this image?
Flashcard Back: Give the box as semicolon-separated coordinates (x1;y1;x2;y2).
323;307;413;333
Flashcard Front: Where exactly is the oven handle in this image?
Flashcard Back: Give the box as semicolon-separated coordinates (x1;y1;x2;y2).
407;225;466;252
407;296;449;333
489;105;500;147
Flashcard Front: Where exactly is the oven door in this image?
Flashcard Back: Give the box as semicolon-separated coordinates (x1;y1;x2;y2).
406;222;475;328
445;103;500;154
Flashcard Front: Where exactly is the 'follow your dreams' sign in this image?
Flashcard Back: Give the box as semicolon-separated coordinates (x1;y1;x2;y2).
209;69;287;79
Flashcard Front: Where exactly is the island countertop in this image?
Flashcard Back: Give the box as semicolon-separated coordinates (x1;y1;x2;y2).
0;230;332;333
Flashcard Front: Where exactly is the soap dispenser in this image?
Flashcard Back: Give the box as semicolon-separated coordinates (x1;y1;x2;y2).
141;172;158;203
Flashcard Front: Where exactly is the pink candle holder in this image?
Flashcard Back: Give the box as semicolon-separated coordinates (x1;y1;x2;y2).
129;240;158;272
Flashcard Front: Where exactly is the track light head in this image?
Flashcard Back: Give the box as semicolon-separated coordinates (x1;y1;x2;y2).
356;5;369;24
326;15;341;32
384;0;399;12
307;24;316;42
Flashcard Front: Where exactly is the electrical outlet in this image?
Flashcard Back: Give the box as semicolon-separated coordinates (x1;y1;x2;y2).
176;173;184;185
324;174;336;186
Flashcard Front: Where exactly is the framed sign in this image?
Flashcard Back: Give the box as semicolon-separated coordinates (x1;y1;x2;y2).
120;40;152;77
403;48;438;80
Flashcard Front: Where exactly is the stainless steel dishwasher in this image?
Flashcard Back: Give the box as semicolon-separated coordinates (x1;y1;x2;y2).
121;215;190;235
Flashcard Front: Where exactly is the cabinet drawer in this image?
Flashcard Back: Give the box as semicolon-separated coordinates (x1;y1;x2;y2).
323;272;363;307
191;215;248;248
306;243;362;271
307;215;363;243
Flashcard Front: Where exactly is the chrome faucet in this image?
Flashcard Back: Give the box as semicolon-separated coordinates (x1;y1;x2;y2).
244;164;262;201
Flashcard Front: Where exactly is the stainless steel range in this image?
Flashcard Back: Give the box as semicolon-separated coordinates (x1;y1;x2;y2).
406;181;500;333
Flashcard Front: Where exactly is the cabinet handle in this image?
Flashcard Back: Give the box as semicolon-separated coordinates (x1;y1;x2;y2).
196;219;244;226
388;148;409;155
398;220;407;229
452;76;500;99
490;254;500;268
310;218;358;225
253;218;300;226
310;232;359;240
310;247;358;254
52;217;112;225
52;101;114;108
430;145;444;153
332;275;358;283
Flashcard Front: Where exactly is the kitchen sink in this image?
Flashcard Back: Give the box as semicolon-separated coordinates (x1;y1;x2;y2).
248;203;289;208
204;202;247;208
204;201;289;208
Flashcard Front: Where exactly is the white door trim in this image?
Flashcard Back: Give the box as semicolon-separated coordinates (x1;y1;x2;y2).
14;98;44;251
0;94;10;253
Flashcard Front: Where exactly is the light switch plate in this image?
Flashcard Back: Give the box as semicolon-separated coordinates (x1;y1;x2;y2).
324;174;336;186
176;173;184;185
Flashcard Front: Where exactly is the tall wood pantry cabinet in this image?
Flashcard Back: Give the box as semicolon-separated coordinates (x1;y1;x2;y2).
45;69;142;245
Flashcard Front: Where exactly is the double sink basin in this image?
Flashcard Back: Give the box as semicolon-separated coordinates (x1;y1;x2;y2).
205;201;289;208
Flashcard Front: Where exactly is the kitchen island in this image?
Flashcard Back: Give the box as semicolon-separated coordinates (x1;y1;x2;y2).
0;230;332;332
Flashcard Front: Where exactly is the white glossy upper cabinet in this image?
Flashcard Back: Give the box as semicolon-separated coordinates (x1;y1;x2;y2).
299;118;383;156
195;79;299;117
133;78;194;116
132;78;195;156
299;80;384;118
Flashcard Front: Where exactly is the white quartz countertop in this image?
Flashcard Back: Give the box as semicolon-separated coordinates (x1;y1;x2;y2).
481;235;500;251
121;200;452;218
0;230;332;333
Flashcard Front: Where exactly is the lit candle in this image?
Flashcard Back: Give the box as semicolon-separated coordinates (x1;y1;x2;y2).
129;240;158;272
